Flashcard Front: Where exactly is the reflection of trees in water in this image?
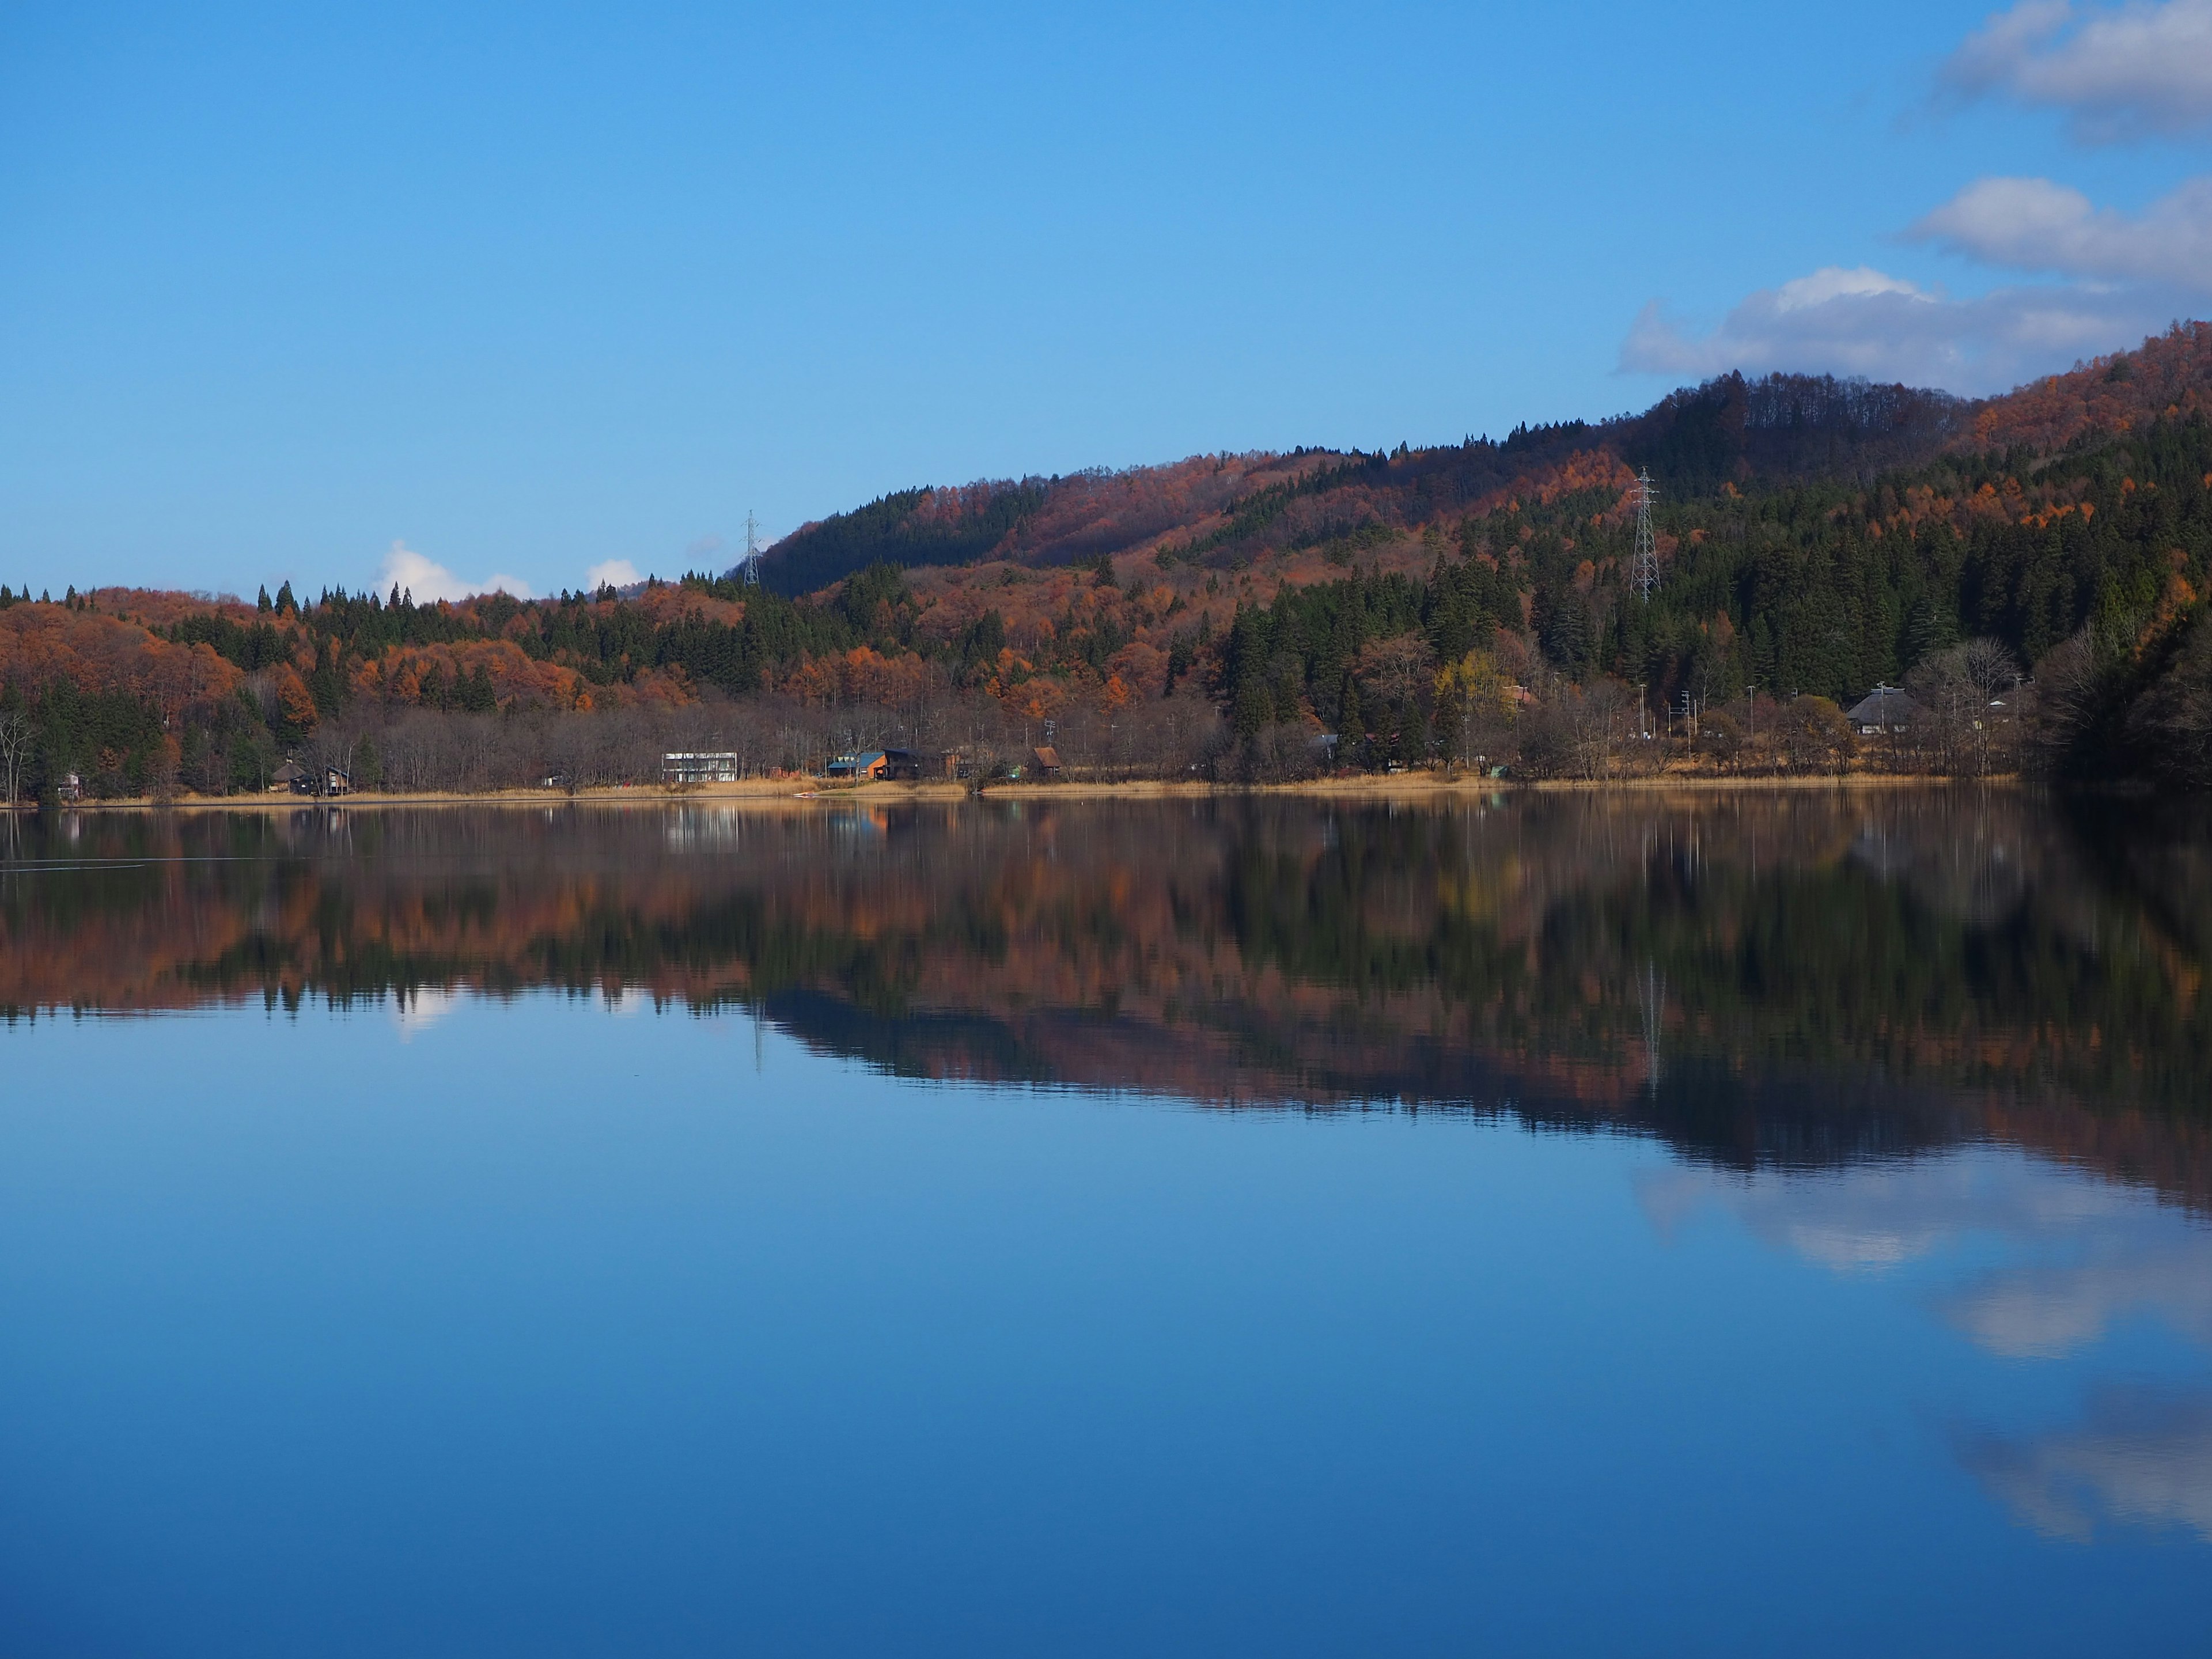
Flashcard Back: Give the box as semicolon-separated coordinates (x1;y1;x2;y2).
1;791;2208;1180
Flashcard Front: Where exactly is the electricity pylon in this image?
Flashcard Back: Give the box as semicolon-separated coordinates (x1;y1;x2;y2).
741;510;762;586
1631;469;1659;601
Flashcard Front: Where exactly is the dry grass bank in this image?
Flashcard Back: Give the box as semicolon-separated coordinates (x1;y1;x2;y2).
13;770;2020;814
27;778;969;813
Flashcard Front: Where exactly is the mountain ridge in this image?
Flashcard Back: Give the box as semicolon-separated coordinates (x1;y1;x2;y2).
757;323;2212;599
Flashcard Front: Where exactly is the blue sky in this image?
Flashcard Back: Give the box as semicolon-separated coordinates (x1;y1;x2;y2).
2;1;2208;601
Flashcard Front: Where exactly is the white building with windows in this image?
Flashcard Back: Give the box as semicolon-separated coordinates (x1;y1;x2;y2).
661;752;741;784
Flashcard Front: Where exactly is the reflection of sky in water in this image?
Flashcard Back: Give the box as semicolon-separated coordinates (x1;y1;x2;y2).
3;997;2209;1653
1959;1388;2212;1542
1642;1150;2212;1545
389;986;462;1040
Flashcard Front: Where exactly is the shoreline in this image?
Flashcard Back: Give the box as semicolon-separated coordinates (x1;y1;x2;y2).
2;771;2032;813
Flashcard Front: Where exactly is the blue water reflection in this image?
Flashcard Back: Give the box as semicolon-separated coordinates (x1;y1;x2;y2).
0;794;2207;1654
0;997;2199;1657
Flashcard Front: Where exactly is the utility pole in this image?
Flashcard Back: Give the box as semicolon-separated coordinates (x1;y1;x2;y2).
1631;469;1659;602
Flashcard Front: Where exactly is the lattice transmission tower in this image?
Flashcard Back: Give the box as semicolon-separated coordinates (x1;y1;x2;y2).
1631;469;1659;601
1640;958;1666;1096
741;509;762;586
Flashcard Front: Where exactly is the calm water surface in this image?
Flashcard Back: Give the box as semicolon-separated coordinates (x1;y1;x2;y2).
1;792;2207;1656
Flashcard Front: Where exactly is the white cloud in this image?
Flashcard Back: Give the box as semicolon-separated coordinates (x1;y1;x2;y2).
377;540;533;605
1911;173;2212;289
1770;264;1929;310
1941;0;2212;142
1619;266;2172;394
585;558;642;591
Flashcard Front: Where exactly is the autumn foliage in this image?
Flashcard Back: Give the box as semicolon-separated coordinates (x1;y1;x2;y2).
6;319;2212;796
0;600;241;715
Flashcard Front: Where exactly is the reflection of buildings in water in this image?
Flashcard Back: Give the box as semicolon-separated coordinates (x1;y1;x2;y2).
664;806;747;850
1847;803;2027;930
1957;1387;2212;1543
827;805;892;843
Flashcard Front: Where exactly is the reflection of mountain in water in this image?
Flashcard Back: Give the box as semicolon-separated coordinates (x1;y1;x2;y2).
3;791;2208;1202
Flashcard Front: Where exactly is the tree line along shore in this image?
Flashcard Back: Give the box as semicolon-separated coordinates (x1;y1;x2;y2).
3;330;2210;808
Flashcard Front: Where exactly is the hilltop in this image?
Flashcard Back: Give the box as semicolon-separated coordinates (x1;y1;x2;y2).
756;321;2212;600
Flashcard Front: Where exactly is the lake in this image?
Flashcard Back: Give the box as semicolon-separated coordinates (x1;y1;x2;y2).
1;789;2207;1656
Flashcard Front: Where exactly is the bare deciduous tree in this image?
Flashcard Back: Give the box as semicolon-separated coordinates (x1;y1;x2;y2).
0;707;31;810
1910;638;2022;776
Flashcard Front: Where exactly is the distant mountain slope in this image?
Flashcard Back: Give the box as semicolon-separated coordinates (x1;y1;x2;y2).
1970;322;2212;453
758;324;2211;597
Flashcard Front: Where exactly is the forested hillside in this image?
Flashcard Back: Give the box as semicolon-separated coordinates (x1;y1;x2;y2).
2;321;2209;799
757;377;1976;597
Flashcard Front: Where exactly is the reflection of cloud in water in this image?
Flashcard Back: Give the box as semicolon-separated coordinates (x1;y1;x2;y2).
1638;1152;2128;1276
1640;1150;2212;1357
1944;1243;2212;1360
1645;1149;2212;1543
601;988;650;1017
391;987;463;1041
1959;1388;2212;1544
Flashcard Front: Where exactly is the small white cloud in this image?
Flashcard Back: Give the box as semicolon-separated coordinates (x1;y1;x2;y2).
585;559;642;591
1941;0;2212;142
380;541;468;604
377;540;533;604
1911;173;2212;290
1771;265;1930;310
1619;266;2171;395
